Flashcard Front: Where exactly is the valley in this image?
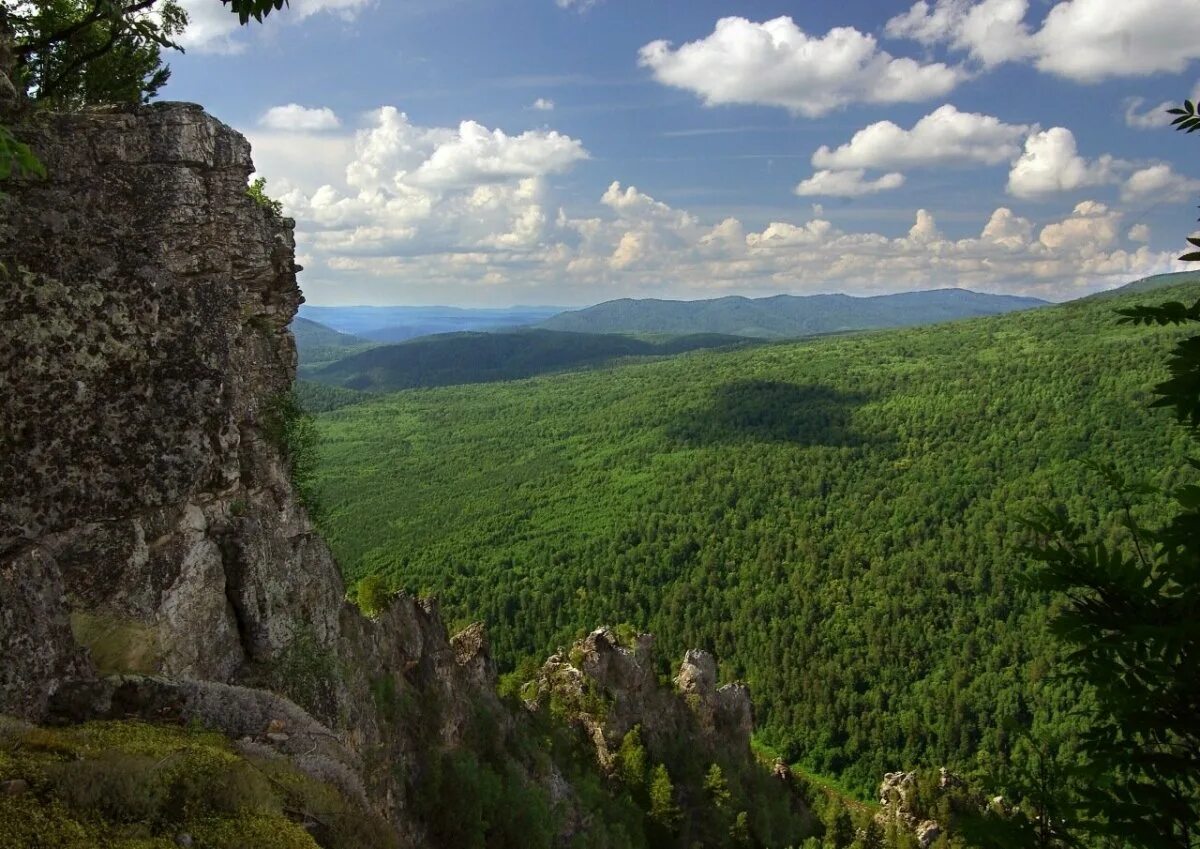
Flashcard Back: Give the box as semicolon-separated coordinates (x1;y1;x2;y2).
308;275;1199;796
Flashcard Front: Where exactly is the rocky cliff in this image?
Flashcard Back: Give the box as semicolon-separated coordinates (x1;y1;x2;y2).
0;97;814;848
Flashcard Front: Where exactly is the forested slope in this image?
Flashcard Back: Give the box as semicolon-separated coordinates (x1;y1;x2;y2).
310;281;1199;795
292;317;376;366
304;329;754;392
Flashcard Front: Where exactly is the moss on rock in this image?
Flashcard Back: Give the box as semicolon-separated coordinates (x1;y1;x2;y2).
0;719;391;849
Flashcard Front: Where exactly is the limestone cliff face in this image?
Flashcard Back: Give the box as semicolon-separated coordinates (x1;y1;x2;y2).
0;102;336;710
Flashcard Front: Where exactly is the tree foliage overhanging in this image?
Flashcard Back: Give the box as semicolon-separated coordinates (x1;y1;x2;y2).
0;0;288;109
5;0;185;108
1019;104;1200;849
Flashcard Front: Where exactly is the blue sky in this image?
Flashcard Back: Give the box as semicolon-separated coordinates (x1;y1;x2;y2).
165;0;1200;306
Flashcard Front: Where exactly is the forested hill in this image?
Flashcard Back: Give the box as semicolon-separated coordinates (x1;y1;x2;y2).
303;328;755;392
310;279;1199;796
538;288;1047;338
291;316;375;366
1098;268;1200;295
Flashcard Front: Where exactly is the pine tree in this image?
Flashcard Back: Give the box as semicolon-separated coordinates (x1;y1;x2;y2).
703;763;731;809
649;764;681;831
615;725;647;790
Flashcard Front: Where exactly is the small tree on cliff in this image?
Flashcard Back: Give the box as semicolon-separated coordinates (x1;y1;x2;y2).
648;764;681;831
8;0;185;107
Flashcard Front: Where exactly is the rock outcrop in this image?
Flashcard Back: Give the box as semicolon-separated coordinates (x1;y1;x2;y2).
675;648;754;744
1;101;324;698
535;627;755;769
876;767;975;849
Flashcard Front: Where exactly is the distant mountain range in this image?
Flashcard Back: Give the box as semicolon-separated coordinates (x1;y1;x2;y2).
297;305;566;343
538;288;1048;338
303;329;754;393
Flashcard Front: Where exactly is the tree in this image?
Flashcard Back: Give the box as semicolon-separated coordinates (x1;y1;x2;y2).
615;726;648;791
861;819;885;849
730;810;751;846
247;176;283;216
823;801;854;849
355;574;391;618
1027;97;1200;849
0;1;286;187
648;764;681;832
703;763;731;809
8;0;185;108
2;1;287;108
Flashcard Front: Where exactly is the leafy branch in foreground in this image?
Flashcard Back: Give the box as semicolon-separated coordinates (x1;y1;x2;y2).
1167;99;1200;134
224;0;289;24
3;1;293;109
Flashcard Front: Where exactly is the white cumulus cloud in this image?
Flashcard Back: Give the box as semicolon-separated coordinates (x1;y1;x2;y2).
1121;164;1200;202
886;0;1200;82
885;0;1034;67
812;104;1029;170
1124;97;1176;129
1035;0;1200;82
1006;127;1119;198
240;107;1180;305
409;121;588;189
638;16;965;117
260;104;341;132
531;98;556;111
1038;201;1119;251
795;169;907;197
1124;82;1200;129
253;107;589;270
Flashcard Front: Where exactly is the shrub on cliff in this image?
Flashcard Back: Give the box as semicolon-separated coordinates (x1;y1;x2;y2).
264;390;322;516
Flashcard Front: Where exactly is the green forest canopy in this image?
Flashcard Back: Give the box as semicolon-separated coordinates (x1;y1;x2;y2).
310;281;1199;797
